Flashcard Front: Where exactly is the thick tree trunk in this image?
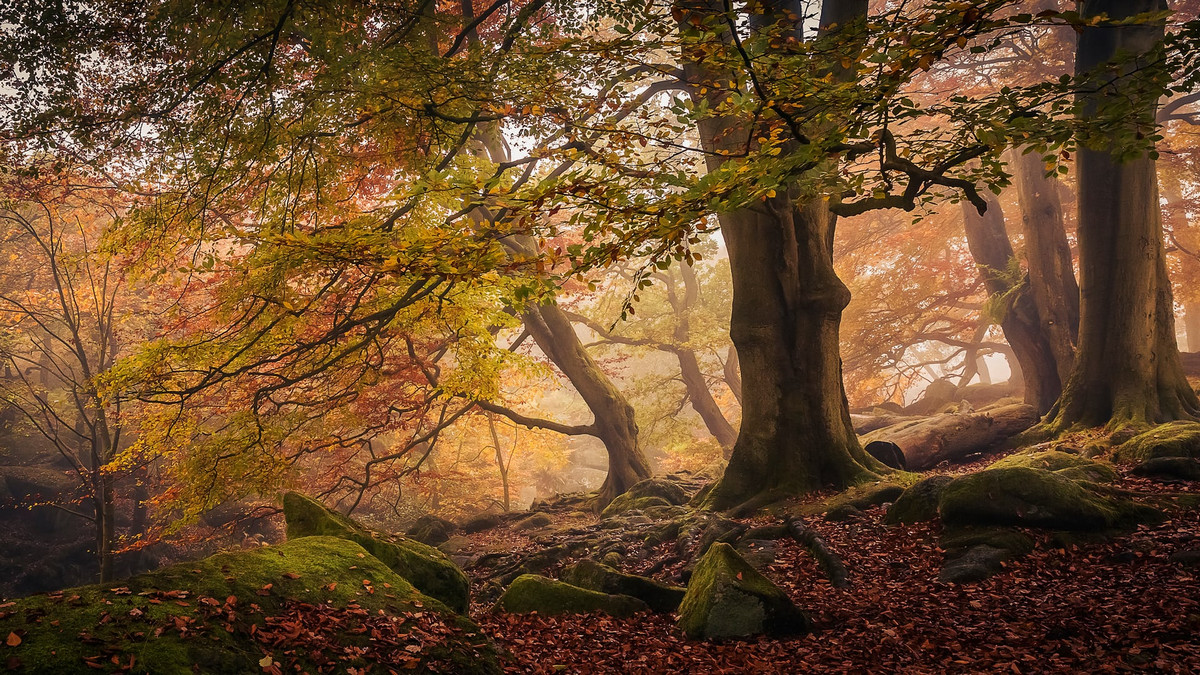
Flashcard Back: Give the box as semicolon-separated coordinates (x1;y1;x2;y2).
1012;149;1079;387
522;301;651;503
679;0;880;510
1049;0;1199;430
961;195;1062;413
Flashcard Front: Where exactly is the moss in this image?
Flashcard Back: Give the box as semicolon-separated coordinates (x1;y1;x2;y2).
0;537;499;674
940;527;1035;556
1131;456;1200;481
406;514;457;545
883;475;955;525
492;575;648;617
512;512;553;531
600;495;673;519
282;492;470;613
939;467;1161;531
560;560;685;613
624;477;689;505
1113;422;1200;463
991;450;1117;483
676;542;809;640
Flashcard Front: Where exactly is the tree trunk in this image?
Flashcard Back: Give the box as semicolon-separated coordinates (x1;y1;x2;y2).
671;264;737;456
723;345;743;404
680;0;881;511
1049;0;1199;429
1186;302;1200;353
1012;149;1079;387
865;403;1039;470
522;301;651;504
961;194;1062;413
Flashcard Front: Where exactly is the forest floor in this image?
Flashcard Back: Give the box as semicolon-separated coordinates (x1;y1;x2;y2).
463;463;1200;674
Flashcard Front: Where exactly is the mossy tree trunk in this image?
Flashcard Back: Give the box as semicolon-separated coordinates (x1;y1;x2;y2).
961;192;1062;414
1049;0;1200;430
680;0;882;511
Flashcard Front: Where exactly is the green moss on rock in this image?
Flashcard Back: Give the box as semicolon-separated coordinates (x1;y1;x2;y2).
940;527;1035;556
600;495;673;519
283;492;470;613
560;560;685;613
938;467;1160;531
677;542;810;640
0;537;499;674
492;575;648;617
1114;422;1200;463
991;450;1117;483
884;476;955;525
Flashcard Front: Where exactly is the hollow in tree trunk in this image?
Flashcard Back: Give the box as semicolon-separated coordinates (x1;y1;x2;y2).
1048;0;1199;430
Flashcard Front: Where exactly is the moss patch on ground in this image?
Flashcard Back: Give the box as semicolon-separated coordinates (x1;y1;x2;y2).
283;492;470;613
0;537;498;674
1113;422;1200;464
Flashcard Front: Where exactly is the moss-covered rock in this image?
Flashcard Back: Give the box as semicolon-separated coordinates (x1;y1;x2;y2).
0;537;499;674
938;468;1160;531
938;545;1014;584
677;542;810;640
460;512;504;533
513;512;553;531
406;514;457;545
492;574;649;617
884;475;955;525
1114;422;1200;463
600;495;673;519
990;450;1117;483
824;503;865;522
560;560;685;613
940;527;1035;556
282;492;470;613
1131;456;1200;481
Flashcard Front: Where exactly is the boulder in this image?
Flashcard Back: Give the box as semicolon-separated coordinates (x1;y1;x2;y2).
938;545;1014;584
601;477;689;518
824;503;865;522
677;542;810;640
492;574;649;617
1131;456;1200;481
938;468;1161;531
884;476;955;525
513;512;553;531
460;512;504;533
283;492;470;613
865;440;908;470
990;450;1117;483
1114;422;1200;463
407;514;458;545
560;560;685;613
0;537;499;674
601;495;672;518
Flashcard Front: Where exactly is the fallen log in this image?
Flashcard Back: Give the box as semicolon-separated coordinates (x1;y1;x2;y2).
862;403;1039;470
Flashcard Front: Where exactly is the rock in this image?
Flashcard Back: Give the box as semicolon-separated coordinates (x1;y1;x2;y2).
938;544;1014;583
938;468;1161;531
407;514;458;545
884;476;955;525
600;495;673;518
736;539;778;570
1132;456;1200;481
600;551;623;567
493;574;649;617
601;477;690;518
824;504;865;522
990;450;1117;483
848;484;906;510
461;513;504;533
940;527;1035;556
1169;549;1200;566
865;440;908;470
513;512;553;531
0;537;500;674
1114;422;1200;463
282;492;470;613
560;559;686;613
677;542;810;640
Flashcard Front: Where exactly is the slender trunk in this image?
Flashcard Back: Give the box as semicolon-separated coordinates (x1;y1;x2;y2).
487;416;511;512
723;344;743;404
522;302;651;504
962;194;1062;413
671;264;737;456
1012;149;1079;386
976;356;992;385
680;0;881;511
1050;0;1199;429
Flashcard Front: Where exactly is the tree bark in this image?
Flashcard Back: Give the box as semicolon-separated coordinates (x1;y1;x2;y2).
1049;0;1199;429
680;0;882;511
1186;302;1200;353
1012;149;1079;387
961;193;1062;413
865;403;1039;470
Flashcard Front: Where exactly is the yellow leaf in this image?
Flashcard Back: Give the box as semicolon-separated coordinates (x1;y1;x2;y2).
6;631;20;647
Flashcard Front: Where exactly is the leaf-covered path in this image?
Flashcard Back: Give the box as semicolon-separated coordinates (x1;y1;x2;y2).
472;477;1200;673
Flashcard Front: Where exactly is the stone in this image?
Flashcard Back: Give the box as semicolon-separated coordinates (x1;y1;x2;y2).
884;476;955;525
677;542;810;640
492;574;649;617
560;559;685;613
282;492;470;613
824;503;865;522
460;512;504;533
937;468;1161;531
990;450;1117;483
407;514;458;545
1132;456;1200;481
513;512;553;531
938;544;1014;584
1114;422;1200;463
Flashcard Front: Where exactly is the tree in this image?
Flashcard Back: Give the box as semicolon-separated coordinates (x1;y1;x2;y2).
1048;0;1200;429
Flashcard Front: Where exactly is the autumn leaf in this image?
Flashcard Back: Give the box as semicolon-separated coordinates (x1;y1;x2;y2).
5;632;20;647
